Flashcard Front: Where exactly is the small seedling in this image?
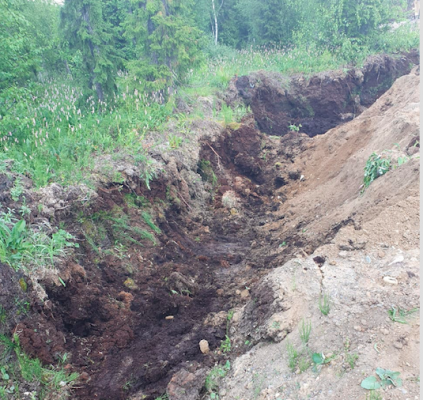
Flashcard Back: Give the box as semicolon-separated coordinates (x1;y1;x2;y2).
205;361;231;396
220;335;231;353
363;152;391;189
388;306;419;324
361;368;402;390
271;321;281;330
299;319;312;344
288;123;302;132
318;293;331;316
286;340;298;371
346;352;358;369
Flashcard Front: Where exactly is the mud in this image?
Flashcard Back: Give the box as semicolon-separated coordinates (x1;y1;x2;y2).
7;55;420;400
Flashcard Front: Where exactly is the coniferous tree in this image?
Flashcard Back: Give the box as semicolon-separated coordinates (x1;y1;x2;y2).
60;0;119;100
123;0;203;94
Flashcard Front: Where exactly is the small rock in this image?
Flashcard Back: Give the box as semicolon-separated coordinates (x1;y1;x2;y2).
216;289;224;296
381;328;389;335
236;289;241;295
240;289;250;299
354;325;363;332
383;276;398;285
377;251;386;259
80;372;90;381
199;340;210;354
339;251;348;258
394;342;403;349
389;254;404;265
166;316;174;320
329;261;337;266
360;319;367;326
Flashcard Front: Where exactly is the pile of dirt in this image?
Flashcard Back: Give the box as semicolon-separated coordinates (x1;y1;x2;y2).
231;51;419;137
217;67;420;400
2;58;419;400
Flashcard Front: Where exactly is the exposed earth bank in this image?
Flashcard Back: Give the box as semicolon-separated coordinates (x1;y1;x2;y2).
0;54;419;400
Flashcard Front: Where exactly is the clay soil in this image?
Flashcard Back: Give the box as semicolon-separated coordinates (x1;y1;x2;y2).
0;55;419;400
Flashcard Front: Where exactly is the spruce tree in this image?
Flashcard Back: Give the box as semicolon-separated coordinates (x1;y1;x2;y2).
60;0;118;100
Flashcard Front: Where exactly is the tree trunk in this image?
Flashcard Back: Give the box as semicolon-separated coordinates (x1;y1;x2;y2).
211;0;218;45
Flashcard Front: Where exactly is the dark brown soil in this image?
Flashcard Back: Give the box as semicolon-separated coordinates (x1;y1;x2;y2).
234;51;419;137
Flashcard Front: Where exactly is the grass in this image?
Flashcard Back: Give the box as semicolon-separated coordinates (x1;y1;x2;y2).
388;306;419;324
318;293;331;316
298;356;311;373
0;334;78;399
286;340;299;372
299;319;312;344
0;82;170;189
0;210;78;272
141;211;161;234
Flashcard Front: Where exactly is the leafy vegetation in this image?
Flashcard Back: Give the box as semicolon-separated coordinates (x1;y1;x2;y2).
204;361;231;398
318;293;331;316
361;368;402;389
0;334;78;399
0;211;78;272
363;152;392;189
388;305;419;324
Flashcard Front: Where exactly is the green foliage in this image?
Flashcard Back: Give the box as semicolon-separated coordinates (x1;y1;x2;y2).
0;333;78;399
288;123;302;132
60;0;120;99
299;319;312;344
123;0;203;95
318;293;331;316
363;152;392;189
198;160;218;187
0;211;78;271
346;352;358;369
168;134;183;149
220;335;231;353
361;368;402;390
141;211;161;234
154;394;169;400
205;360;231;394
285;340;298;372
388;306;419;324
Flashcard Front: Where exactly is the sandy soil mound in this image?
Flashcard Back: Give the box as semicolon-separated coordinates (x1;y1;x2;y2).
217;70;420;400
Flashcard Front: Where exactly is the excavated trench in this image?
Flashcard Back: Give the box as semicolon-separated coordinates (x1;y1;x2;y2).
11;52;419;400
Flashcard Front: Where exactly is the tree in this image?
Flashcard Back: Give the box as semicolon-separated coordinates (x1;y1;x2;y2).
60;0;119;100
123;0;203;94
